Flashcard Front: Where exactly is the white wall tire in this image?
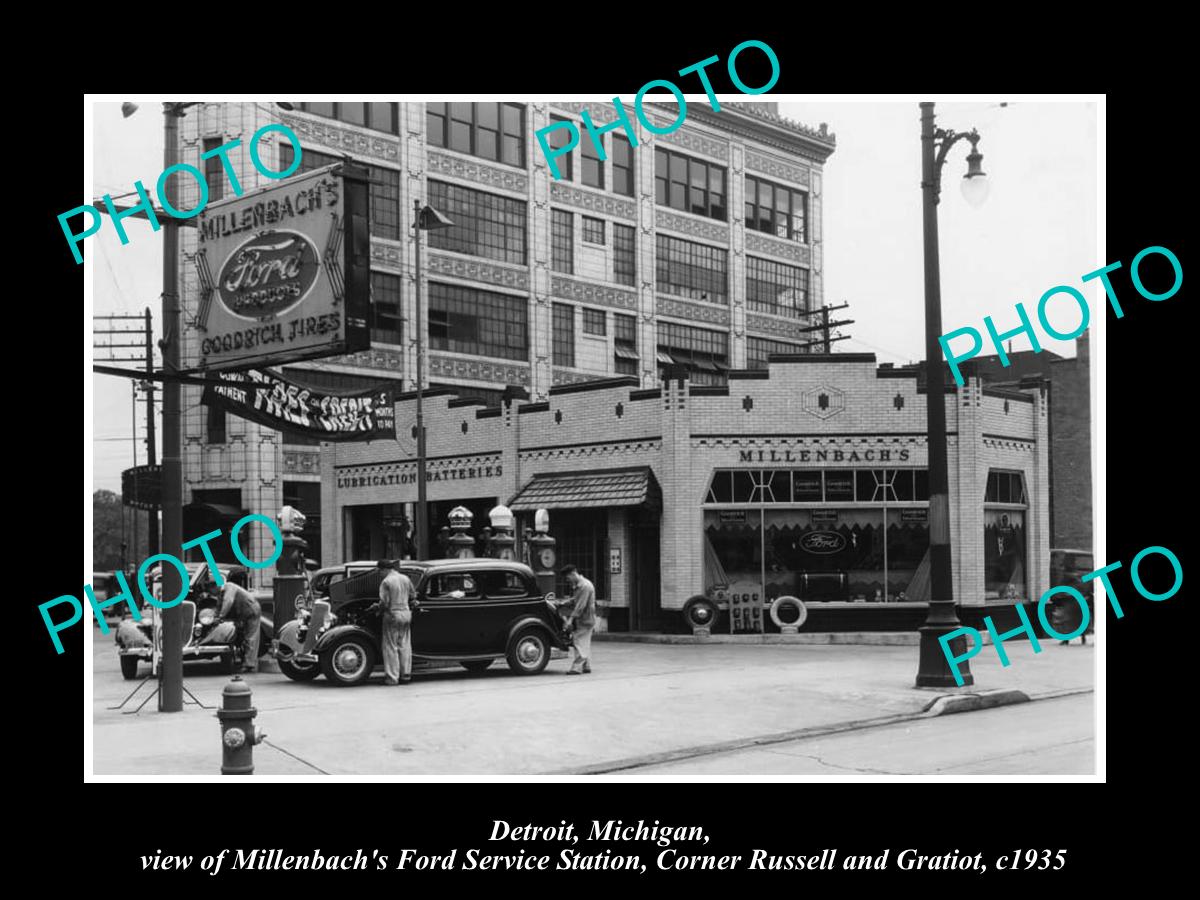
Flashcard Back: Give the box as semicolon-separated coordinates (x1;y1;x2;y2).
769;595;808;631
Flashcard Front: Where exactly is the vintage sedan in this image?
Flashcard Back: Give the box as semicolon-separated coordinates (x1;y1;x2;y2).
114;563;274;679
275;559;570;686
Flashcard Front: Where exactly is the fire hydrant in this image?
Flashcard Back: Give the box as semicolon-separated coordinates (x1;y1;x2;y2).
217;676;265;775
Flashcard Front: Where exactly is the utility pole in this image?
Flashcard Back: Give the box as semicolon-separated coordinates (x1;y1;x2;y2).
144;307;158;558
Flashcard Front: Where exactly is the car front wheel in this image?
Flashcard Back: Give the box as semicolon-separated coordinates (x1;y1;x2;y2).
320;635;377;686
120;655;140;680
276;645;320;682
506;628;550;675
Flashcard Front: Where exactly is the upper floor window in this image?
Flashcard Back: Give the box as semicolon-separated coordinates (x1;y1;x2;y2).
582;308;606;336
295;102;399;135
427;180;527;266
553;303;575;368
582;216;605;245
583;134;604;189
747;336;808;369
657;321;728;386
655;148;726;221
613;223;636;287
614;312;638;375
746;256;810;318
370;271;402;346
985;470;1028;504
656;233;728;304
427;102;525;168
202;138;224;202
551;209;573;274
612;135;634;197
544;115;574;181
428;282;528;361
745;175;808;243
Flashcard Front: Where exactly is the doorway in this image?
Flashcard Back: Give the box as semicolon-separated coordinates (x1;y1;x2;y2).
630;512;662;632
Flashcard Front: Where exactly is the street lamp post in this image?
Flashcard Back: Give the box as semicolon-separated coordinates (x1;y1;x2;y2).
915;101;989;688
411;200;454;560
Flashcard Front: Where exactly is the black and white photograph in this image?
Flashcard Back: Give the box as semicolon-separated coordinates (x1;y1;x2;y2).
78;92;1110;780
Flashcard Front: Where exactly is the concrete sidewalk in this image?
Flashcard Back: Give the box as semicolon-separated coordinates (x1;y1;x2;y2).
90;629;1095;776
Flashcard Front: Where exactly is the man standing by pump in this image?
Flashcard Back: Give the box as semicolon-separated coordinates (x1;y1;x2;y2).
558;565;596;675
378;559;415;685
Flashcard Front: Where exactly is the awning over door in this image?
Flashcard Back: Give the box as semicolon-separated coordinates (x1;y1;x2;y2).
508;466;661;512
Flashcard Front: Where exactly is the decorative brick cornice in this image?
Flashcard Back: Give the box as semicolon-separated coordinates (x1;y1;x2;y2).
745;150;812;187
655;120;730;162
370;240;404;271
655;209;730;244
337;348;405;373
426;253;529;291
550;276;638;311
745;232;811;265
656;295;731;326
429;354;531;386
519;440;661;465
551;369;604;386
746;313;816;339
280;113;400;165
426;149;528;193
550;182;636;220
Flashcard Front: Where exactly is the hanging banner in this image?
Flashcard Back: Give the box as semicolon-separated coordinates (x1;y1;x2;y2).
194;163;372;372
202;369;395;442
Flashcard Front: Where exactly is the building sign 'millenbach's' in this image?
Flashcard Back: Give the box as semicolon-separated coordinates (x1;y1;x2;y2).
737;447;912;463
336;458;503;490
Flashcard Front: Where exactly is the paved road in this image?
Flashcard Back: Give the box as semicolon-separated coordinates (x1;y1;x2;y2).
633;693;1094;775
90;625;1095;776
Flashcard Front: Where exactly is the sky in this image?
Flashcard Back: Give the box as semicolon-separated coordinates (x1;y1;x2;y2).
87;97;1099;494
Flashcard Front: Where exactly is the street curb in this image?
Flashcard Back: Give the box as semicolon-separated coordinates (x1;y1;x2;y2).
555;686;1093;775
595;632;921;646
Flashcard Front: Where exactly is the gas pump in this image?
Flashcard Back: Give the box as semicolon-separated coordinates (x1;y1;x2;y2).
487;505;517;560
446;506;476;559
272;505;309;639
524;508;557;597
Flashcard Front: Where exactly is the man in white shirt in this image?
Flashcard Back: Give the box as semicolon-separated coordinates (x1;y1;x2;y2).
378;559;415;685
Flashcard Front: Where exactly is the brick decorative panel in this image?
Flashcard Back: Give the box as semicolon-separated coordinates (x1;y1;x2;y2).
370;240;403;270
550;276;638;311
429;354;531;386
655;209;730;244
550;182;636;220
657;121;730;162
281;114;400;164
340;347;404;372
426;253;530;291
656;295;731;326
745;150;811;187
426;149;528;193
282;449;321;474
551;369;603;386
746;312;815;339
745;231;811;265
520;440;662;465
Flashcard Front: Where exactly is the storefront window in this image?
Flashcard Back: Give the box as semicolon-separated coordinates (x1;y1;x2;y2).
703;509;762;633
984;470;1028;601
885;508;930;601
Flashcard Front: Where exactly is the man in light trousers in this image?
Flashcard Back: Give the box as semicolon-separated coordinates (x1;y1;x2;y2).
559;565;595;675
377;559;415;685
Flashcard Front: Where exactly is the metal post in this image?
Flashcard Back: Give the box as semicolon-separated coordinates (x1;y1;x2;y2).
413;200;429;561
144;307;159;559
159;104;185;711
822;306;831;354
130;381;139;557
915;101;972;687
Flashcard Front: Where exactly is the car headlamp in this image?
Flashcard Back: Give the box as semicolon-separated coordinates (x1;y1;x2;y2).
198;608;217;626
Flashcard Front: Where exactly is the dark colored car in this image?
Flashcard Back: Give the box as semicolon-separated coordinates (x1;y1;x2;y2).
1046;548;1095;637
274;559;570;686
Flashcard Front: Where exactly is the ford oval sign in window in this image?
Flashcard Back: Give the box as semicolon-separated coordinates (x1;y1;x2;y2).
799;531;847;554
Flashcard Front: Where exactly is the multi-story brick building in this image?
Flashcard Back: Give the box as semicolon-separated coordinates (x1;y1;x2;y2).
174;99;837;574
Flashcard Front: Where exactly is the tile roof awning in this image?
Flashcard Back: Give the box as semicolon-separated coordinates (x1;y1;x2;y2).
508;467;661;512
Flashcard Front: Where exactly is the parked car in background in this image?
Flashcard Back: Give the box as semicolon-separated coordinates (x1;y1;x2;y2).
113;563;274;679
1047;548;1095;639
275;559;570;686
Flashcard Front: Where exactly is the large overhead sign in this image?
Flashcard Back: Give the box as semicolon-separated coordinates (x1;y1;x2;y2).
195;163;371;372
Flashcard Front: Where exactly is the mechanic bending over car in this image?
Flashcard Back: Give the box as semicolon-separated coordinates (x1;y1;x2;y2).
215;566;262;673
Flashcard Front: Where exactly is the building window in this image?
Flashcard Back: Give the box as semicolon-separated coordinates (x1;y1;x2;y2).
202;137;224;202
657;321;728;386
745;175;808;243
553;303;575;368
582;216;605;245
296;102;399;135
551;209;573;275
279;145;400;241
370;271;402;346
614;312;638;375
613;223;636;287
582;134;604;188
984;469;1029;601
427;180;527;266
543;115;574;181
612;135;634;197
206;404;226;444
425;102;525;168
746;256;810;318
985;470;1028;504
747;336;808;369
656;234;728;304
582;308;606;336
705;468;931;504
428;282;528;361
655;148;726;221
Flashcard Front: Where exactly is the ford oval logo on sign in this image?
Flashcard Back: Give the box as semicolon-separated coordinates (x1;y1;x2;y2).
799;531;847;554
217;230;320;320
